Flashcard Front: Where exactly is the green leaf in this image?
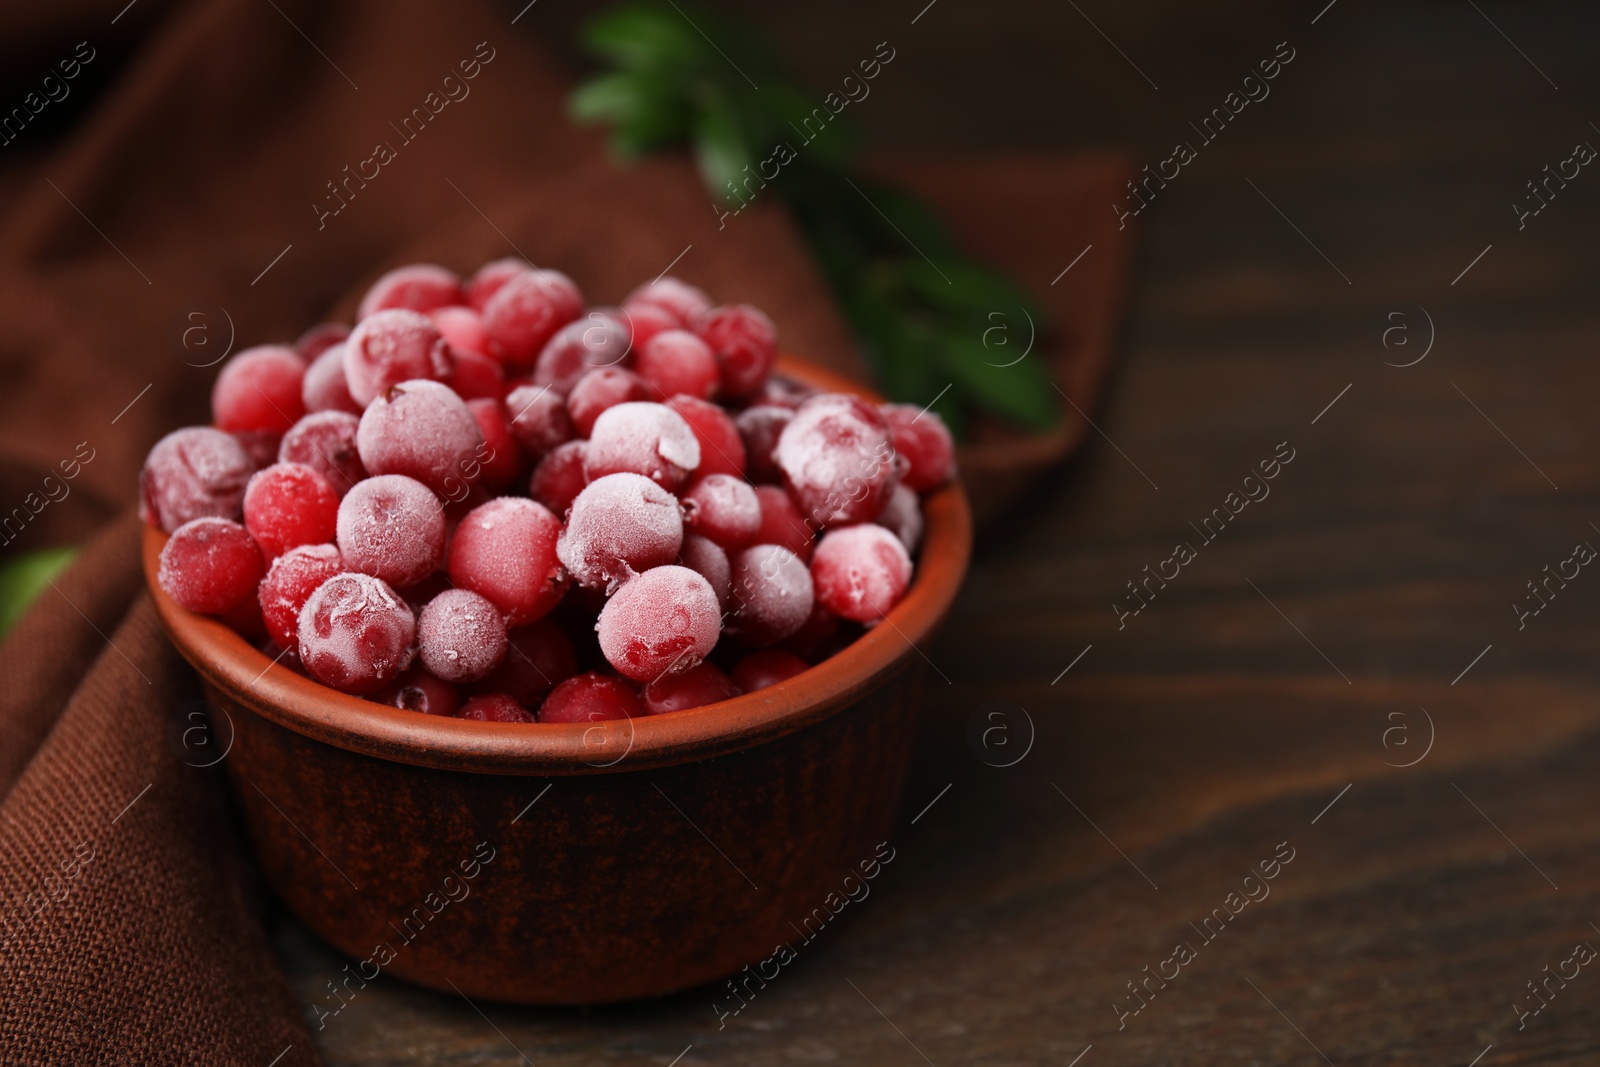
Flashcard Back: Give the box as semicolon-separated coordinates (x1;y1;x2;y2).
901;258;1044;323
693;93;756;203
581;4;705;73
933;332;1061;431
0;545;77;637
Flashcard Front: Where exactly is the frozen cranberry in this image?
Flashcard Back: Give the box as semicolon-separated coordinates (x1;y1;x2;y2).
448;497;567;625
880;403;956;492
697;304;777;398
431;305;491;356
783;600;844;660
258;543;343;649
875;481;924;553
458;693;536;722
534;313;632;392
243;463;339;560
735;405;791;483
642;661;740;714
679;533;731;610
538;672;641;723
811;523;913;622
357;264;463;319
448;348;505;401
465;257;531;311
356;379;485;499
635;330;719;401
728;544;814;647
232;431;282;470
465;398;522;490
336;474;446;587
624;277;712;327
297;322;350;361
615;301;678;354
301;343;361;415
372;667;460;716
558;473;684;593
758;374;819;410
482;269;583;369
140;427;254;533
584;401;700;491
278;411;367;496
479;619;578;706
682;474;760;549
505;383;573;461
212;345;306;434
344;309;454;408
221;593;269;642
730;649;809;693
666;395;745;479
596;566;722;682
297;572;415;695
529;440;588;516
158;517;265;616
566;367;650;437
417;588;508;683
774;393;896;527
753;485;815;561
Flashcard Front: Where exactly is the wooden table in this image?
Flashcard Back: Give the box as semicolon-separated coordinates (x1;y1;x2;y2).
282;1;1600;1061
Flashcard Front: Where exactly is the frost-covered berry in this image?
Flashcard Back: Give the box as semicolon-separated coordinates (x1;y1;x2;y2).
529;440;588;517
584;401;700;491
642;661;740;714
212;345;306;434
697;304;776;398
505;383;573;462
727;543;814;647
731;650;810;693
596;565;722;682
357;264;463;319
538;672;641;723
667;395;746;479
735;405;791;484
679;533;731;610
635;330;719;401
534;313;632;392
458;693;536;722
810;523;912;622
465;257;531;311
140;427;254;533
482;269;583;369
566;367;649;438
448;497;567;626
301;343;361;415
616;301;677;355
465;398;522;490
447;348;505;401
774;393;897;527
372;667;460;716
752;485;815;562
681;473;760;549
296;322;350;361
243;463;339;559
344;309;454;408
278;411;367;497
158;517;265;615
624;277;712;327
418;588;508;683
335;474;446;587
875;481;924;553
557;473;683;593
356;379;485;499
297;572;415;695
431;304;492;356
258;543;343;650
880;403;956;492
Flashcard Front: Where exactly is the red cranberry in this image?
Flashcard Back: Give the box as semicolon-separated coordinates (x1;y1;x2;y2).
697;304;777;398
478;619;578;706
431;305;492;357
634;330;719;401
243;463;339;560
482;269;583;369
642;661;740;714
529;440;588;517
357;263;463;319
344;309;454;408
583;401;700;491
774;393;897;527
465;398;522;490
596;566;721;682
372;667;460;716
566;367;650;438
681;473;760;549
616;301;678;354
296;322;351;361
727;543;814;647
781;601;844;660
730;649;809;693
212;345;306;434
505;383;574;461
418;588;508;683
158;517;265;615
538;672;641;723
557;473;683;593
757;374;819;410
258;543;343;650
875;481;924;553
448;497;567;626
880;403;956;492
752;485;815;562
534;313;632;392
278;411;367;497
678;533;731;610
666;395;746;479
301;342;361;415
810;523;912;622
458;693;536;722
356;379;485;499
297;572;415;695
624;277;712;327
447;347;505;401
335;474;446;587
140;427;254;533
465;257;531;311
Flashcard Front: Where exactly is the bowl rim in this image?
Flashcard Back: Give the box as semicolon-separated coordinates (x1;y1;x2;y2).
145;356;972;777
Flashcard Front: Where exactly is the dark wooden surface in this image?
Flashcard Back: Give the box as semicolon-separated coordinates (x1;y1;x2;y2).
279;1;1600;1062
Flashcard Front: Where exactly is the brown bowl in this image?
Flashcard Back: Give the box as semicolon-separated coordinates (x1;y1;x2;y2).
144;357;971;1005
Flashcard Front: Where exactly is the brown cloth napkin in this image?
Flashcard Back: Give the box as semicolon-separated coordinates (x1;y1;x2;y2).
0;0;1130;1061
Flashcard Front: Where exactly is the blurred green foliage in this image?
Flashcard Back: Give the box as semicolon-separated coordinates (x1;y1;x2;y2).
0;545;77;637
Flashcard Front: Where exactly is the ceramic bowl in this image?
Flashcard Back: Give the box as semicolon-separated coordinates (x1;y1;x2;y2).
145;357;971;1005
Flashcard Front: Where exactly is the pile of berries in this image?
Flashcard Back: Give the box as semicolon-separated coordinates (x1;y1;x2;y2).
144;261;955;723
